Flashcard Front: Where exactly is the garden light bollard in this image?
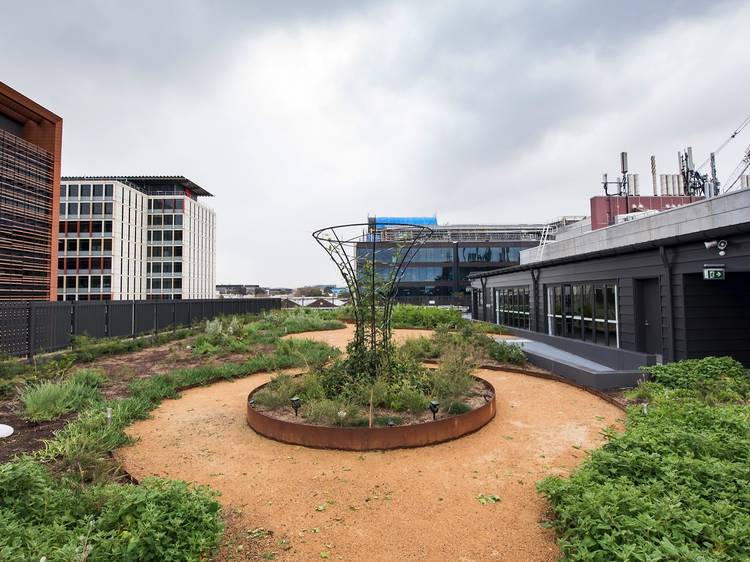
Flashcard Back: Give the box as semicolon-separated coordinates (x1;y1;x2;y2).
429;400;440;421
291;396;302;417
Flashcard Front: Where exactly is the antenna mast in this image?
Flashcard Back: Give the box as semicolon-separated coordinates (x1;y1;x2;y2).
679;146;709;196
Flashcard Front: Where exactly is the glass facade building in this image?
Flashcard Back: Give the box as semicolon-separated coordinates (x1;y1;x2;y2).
357;217;552;298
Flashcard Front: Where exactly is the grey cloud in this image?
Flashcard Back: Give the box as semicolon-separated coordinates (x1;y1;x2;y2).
2;0;748;285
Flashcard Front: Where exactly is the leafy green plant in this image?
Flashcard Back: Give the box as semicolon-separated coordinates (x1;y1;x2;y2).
388;383;430;413
539;357;750;561
0;460;222;561
488;340;526;365
429;344;477;405
476;493;501;505
391;305;465;329
396;336;440;361
302;398;364;426
645;356;750;403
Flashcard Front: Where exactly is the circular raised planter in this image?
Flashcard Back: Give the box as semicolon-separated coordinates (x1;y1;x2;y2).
246;377;496;451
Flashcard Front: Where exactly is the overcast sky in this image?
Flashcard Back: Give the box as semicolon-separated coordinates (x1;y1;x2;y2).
3;1;750;287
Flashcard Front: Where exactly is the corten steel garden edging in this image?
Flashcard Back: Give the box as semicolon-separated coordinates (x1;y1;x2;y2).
246;378;497;451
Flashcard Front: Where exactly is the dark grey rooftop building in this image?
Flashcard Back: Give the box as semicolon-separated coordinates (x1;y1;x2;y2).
470;188;750;387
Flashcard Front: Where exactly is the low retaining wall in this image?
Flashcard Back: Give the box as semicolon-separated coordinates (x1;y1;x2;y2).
246;378;496;451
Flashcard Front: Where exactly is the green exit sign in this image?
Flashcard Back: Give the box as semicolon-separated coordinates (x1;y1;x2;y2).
703;266;726;281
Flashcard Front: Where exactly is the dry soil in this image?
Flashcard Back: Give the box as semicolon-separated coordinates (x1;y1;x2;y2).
115;328;623;562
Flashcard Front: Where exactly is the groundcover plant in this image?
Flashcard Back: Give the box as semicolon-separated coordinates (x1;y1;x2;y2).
0;310;341;560
538;356;750;561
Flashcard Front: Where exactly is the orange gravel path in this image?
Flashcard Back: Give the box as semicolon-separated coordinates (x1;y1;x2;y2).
115;329;622;562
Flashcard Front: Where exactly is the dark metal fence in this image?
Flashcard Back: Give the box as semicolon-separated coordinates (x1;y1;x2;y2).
0;298;281;358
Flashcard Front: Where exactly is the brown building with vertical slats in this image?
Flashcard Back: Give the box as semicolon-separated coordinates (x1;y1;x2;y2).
0;81;62;300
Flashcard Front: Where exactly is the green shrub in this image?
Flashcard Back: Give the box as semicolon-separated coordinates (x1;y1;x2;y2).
0;357;29;379
397;336;440;361
539;358;750;561
388;383;430;413
488;340;526;365
253;374;299;408
0;460;222;561
391;305;464;329
645;356;750;403
446;402;472;415
21;379;102;422
429;343;477;405
302;399;363;426
475;321;512;335
70;368;107;388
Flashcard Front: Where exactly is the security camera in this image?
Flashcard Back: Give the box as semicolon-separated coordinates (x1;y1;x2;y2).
717;240;728;251
704;240;718;249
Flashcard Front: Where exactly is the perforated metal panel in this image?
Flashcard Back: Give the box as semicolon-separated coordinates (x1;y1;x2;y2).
31;302;72;353
0;303;29;356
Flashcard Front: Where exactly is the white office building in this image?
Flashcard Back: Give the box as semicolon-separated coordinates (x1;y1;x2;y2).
58;176;215;301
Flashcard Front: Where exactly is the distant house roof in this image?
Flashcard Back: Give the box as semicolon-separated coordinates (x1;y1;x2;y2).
61;175;212;197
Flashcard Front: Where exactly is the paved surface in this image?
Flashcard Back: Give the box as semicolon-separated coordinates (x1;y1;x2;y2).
501;338;613;372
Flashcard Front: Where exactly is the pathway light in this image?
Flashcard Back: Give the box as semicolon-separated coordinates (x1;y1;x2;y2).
291;396;302;416
429;400;440;420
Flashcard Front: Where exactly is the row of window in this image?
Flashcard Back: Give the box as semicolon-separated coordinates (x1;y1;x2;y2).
458;247;521;263
59;220;114;235
58;257;113;272
495;287;530;329
57;275;112;290
148;214;183;226
547;282;618;347
147;262;183;275
398;266;454;282
148;246;183;258
58;239;113;253
147;230;183;243
58;294;113;301
148;198;185;212
61;183;114;198
359;246;524;264
60;202;114;217
147;278;183;290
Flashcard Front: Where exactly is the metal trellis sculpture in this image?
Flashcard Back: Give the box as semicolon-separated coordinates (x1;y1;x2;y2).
312;222;433;381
